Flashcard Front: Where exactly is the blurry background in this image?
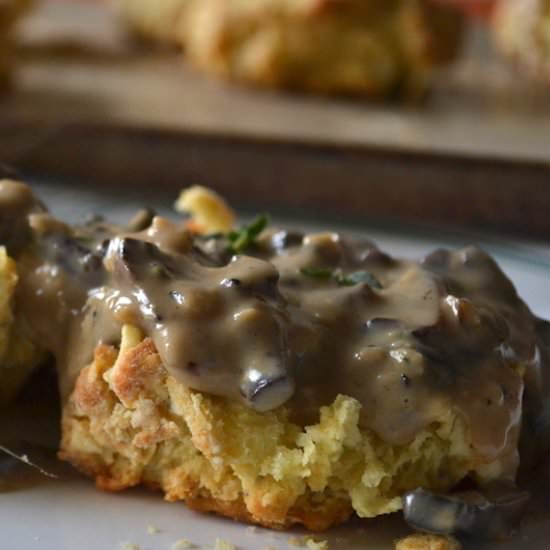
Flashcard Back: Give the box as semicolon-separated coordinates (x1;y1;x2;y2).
4;0;550;159
0;0;549;238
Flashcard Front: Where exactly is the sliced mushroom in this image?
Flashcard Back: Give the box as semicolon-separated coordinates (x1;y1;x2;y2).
221;256;282;302
365;317;402;332
0;180;46;255
403;482;530;540
240;365;295;412
127;207;156;232
32;225;105;288
270;230;304;252
354;242;394;266
106;237;177;281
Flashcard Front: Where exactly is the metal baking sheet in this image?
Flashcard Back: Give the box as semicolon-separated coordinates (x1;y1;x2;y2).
1;121;550;241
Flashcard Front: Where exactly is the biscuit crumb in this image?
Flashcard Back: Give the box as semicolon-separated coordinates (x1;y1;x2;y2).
146;524;161;534
120;543;141;550
246;526;258;534
172;539;195;549
395;533;462;550
176;185;235;233
305;537;329;550
287;536;329;549
265;546;278;550
214;538;237;550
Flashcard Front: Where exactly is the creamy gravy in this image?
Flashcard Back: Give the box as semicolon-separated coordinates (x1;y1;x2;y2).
1;181;545;474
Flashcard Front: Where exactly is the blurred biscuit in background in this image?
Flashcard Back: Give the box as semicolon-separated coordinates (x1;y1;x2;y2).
492;0;550;85
112;0;464;98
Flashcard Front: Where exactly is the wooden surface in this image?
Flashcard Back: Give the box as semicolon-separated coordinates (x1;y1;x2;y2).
0;2;549;162
2;121;550;240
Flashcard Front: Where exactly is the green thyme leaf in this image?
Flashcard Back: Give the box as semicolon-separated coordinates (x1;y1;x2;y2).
337;270;382;289
300;267;334;279
301;267;382;289
228;214;269;254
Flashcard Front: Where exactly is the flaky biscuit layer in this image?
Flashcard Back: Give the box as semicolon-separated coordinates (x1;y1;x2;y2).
60;324;504;530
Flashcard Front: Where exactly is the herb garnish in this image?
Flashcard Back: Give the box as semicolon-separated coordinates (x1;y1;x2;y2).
337;270;382;289
301;267;382;289
299;267;333;279
228;214;269;254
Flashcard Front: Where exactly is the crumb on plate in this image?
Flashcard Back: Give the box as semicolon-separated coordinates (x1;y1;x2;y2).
395;533;462;550
305;537;329;550
287;536;329;549
214;538;238;550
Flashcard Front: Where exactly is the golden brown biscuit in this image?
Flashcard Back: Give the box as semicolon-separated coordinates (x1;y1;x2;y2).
492;0;550;84
183;0;464;98
60;324;519;530
2;181;535;535
395;533;462;550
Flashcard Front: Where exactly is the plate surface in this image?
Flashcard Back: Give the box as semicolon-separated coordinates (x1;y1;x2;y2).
1;182;549;550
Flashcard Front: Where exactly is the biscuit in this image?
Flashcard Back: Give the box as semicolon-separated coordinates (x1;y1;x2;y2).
60;323;516;530
492;0;550;84
1;181;533;536
183;0;463;97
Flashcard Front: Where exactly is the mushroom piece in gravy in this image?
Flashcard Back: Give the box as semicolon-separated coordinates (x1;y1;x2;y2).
403;483;531;539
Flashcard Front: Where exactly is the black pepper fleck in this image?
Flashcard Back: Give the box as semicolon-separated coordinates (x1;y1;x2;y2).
401;374;411;387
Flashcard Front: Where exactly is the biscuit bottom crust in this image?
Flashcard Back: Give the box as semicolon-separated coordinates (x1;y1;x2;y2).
60;325;509;531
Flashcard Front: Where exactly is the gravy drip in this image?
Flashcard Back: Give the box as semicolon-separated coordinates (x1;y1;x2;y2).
0;182;541;472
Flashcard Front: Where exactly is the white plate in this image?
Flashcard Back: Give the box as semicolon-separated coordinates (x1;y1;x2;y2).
1;183;550;550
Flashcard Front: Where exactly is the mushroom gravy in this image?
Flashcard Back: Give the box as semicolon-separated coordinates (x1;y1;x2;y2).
1;180;545;475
